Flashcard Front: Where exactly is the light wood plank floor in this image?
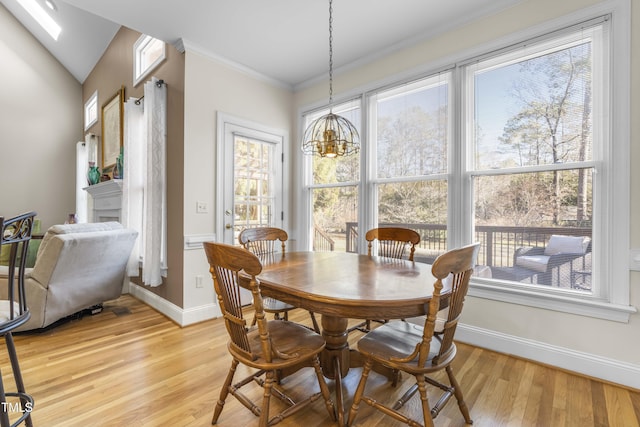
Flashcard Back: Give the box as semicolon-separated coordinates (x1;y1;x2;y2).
2;295;639;426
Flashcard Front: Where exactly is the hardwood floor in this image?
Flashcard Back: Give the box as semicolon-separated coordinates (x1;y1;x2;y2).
2;295;639;426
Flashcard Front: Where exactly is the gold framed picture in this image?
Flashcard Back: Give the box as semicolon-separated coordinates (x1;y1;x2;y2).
101;86;124;170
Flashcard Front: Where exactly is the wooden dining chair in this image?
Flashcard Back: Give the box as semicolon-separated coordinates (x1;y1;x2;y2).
0;212;37;427
366;227;421;261
347;243;480;427
350;227;422;333
203;242;336;426
239;227;320;333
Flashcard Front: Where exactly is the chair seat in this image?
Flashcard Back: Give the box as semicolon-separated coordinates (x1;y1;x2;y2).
263;297;295;312
230;320;326;369
0;300;23;323
357;321;451;373
0;299;30;334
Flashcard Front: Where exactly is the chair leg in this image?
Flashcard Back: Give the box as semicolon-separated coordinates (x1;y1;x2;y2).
309;312;320;333
311;354;336;421
347;358;373;426
415;375;435;427
212;358;239;424
4;333;33;427
446;365;473;424
0;365;9;427
258;370;275;427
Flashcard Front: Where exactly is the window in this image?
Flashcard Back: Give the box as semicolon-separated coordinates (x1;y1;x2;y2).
300;15;633;321
467;24;601;294
233;135;280;235
369;75;450;262
133;35;166;86
303;99;360;252
84;91;98;130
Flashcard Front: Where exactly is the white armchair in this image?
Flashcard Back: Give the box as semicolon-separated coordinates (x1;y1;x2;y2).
0;222;138;331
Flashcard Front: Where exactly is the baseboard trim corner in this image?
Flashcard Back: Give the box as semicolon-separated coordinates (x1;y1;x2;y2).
126;282;218;327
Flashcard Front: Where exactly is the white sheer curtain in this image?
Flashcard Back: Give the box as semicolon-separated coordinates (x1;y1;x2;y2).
123;77;167;286
123;98;144;277
75;141;88;223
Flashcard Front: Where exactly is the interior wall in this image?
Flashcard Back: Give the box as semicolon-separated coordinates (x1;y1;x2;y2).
0;4;81;229
82;27;185;307
182;50;293;314
294;0;640;378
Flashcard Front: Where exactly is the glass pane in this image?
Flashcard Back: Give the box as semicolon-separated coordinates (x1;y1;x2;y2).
307;100;361;184
233;136;275;239
141;38;164;71
474;41;593;170
474;169;593;292
377;180;447;263
375;77;448;178
311;186;358;253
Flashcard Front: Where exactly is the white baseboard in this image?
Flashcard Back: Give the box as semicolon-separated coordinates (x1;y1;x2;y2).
457;323;640;390
127;282;218;326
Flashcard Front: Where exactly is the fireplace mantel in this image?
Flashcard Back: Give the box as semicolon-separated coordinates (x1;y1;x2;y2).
83;179;123;223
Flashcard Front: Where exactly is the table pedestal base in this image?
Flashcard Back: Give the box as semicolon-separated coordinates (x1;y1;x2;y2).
319;315;399;425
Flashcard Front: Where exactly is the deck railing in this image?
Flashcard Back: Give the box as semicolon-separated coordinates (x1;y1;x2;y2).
341;222;591;267
313;225;335;252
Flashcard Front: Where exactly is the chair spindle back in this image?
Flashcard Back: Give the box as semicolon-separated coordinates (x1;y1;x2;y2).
365;227;421;261
203;242;270;361
238;227;287;257
393;243;480;368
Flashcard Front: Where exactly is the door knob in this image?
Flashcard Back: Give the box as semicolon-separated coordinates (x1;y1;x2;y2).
225;224;232;229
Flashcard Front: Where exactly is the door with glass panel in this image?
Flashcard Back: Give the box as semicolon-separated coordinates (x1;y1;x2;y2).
219;117;284;248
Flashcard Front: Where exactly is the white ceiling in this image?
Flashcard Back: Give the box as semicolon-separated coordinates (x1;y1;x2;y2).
1;0;523;87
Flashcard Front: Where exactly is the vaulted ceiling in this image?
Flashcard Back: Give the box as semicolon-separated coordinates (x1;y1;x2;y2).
1;0;523;88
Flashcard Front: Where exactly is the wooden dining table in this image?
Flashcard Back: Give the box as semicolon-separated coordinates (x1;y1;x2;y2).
243;251;440;425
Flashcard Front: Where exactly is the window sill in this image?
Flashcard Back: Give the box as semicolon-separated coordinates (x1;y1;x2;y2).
469;279;637;323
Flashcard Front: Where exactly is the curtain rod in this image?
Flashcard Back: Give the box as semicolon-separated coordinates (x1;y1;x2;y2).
134;79;166;105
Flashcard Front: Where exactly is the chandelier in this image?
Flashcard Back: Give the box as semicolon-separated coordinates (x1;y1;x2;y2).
301;0;360;158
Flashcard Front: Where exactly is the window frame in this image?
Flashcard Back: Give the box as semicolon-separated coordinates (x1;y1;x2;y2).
298;2;634;322
133;34;166;87
84;90;98;131
300;99;364;250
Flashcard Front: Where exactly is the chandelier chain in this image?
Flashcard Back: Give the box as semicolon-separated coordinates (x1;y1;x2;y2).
328;0;333;107
300;0;359;157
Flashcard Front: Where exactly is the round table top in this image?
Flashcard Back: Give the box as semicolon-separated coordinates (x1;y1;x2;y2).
253;251;439;319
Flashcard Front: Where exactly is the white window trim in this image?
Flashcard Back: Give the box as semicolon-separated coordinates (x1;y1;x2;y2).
463;1;633;322
297;0;634;322
84;90;98;130
133;35;166;87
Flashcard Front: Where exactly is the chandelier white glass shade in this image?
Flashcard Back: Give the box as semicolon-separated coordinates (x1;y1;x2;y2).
301;0;360;158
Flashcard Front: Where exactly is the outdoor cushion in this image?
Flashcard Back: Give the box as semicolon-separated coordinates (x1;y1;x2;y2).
515;254;550;272
544;235;590;255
